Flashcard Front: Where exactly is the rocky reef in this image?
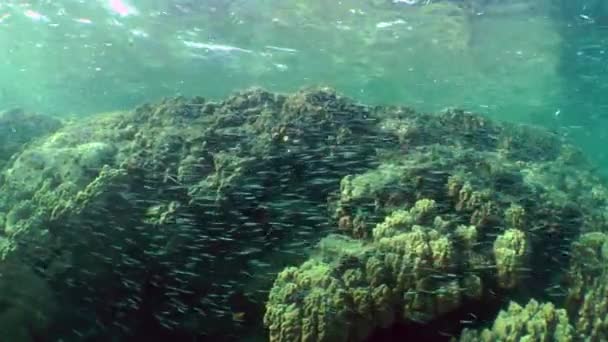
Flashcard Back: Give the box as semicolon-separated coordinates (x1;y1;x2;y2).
0;88;606;341
263;89;608;342
459;299;574;341
0;108;62;170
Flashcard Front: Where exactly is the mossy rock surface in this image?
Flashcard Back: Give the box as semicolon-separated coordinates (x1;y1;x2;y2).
0;88;604;341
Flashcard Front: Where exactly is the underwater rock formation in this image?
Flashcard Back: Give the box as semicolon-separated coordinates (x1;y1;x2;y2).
493;228;529;289
265;200;483;342
264;95;608;340
0;259;55;342
0;88;384;340
0;88;605;341
459;299;574;341
564;231;608;341
0;108;62;170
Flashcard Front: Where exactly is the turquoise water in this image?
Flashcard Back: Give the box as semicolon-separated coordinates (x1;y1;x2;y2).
3;0;607;168
1;1;608;341
0;1;561;117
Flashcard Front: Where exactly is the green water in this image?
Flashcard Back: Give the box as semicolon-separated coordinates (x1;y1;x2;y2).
4;0;606;167
1;0;608;341
0;1;561;116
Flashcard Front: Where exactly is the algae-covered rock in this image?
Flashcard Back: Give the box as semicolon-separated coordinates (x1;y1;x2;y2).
0;259;56;342
565;231;608;309
564;232;608;340
0;88;605;341
264;258;353;342
264;259;351;342
0;88;385;341
372;199;437;240
0;108;62;169
265;201;483;342
493;228;529;289
5;140;116;195
266;94;607;341
265;234;399;342
572;269;608;341
377;225;464;321
504;203;526;230
459;299;574;342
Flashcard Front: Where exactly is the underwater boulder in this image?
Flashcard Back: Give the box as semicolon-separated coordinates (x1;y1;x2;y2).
0;108;62;170
0;88;604;341
0;88;386;340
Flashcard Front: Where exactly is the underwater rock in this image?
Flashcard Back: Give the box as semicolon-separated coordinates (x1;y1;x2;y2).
459;299;574;342
0;259;56;342
0;88;384;340
0;88;604;341
264;255;358;342
493;228;529;289
0;108;62;170
572;269;608;341
265;101;607;340
566;232;608;304
265;200;485;342
563;232;608;340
